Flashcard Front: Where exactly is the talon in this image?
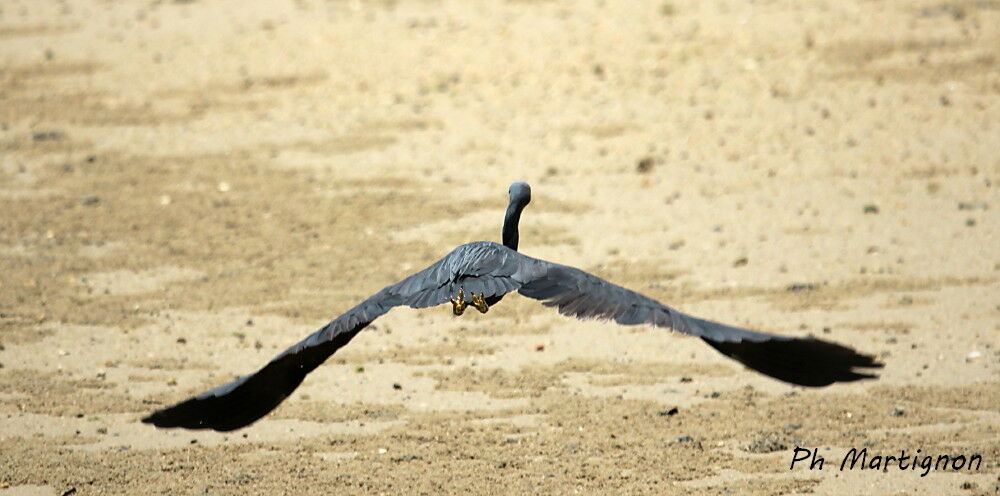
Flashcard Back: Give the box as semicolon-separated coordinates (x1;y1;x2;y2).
450;288;468;316
471;293;489;314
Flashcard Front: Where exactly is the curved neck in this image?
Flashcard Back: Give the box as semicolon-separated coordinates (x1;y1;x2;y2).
502;202;524;251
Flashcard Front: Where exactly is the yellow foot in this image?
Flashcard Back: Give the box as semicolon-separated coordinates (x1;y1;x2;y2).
450;288;468;316
471;293;489;314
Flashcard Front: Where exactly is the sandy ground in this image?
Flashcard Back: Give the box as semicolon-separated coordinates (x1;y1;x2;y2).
1;0;998;494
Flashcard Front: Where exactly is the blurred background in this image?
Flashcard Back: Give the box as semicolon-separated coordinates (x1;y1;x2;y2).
0;0;997;494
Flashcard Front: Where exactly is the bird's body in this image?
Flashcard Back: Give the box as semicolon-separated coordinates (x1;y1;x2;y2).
143;182;881;432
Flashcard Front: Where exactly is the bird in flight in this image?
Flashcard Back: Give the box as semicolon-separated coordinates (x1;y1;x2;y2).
143;182;881;431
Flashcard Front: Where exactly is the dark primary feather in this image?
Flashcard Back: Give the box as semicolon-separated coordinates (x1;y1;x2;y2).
143;242;880;431
143;242;525;431
702;337;880;387
516;262;881;387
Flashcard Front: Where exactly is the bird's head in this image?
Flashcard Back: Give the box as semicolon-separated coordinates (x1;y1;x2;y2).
508;182;531;209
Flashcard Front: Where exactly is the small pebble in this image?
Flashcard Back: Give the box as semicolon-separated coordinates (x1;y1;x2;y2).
786;283;817;292
744;436;787;453
32;130;65;141
636;157;655;174
957;201;988;210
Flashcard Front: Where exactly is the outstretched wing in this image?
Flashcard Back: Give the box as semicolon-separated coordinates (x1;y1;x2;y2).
142;242;525;431
516;262;882;386
143;242;879;432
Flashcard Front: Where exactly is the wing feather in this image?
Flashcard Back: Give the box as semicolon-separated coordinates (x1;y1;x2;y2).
143;242;525;431
517;261;881;386
144;241;880;432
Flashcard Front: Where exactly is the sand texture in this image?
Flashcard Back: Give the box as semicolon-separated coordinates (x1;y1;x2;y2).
1;0;998;494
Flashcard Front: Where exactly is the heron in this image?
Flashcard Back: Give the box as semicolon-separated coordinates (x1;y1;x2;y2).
143;182;881;431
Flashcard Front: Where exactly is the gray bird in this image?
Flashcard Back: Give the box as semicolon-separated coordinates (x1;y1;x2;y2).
143;182;880;431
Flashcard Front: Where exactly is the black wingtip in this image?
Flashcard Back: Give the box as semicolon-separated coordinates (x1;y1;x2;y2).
703;336;883;387
140;352;316;432
142;322;368;432
140;381;288;432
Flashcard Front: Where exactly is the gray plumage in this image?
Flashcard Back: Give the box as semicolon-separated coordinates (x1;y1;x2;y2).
143;182;880;431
